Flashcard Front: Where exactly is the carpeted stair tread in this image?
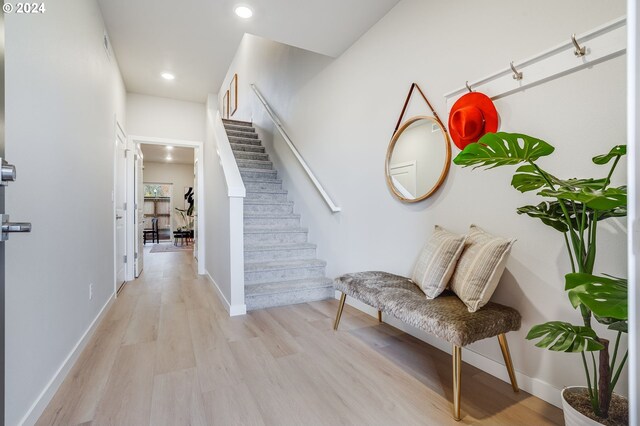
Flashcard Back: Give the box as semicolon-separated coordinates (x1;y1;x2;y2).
241;177;283;184
246;189;287;195
224;124;255;133
222;118;252;126
244;258;327;273
230;143;266;153
243;242;316;252
244;226;307;234
233;152;270;161
244;212;299;219
239;169;278;180
229;136;262;145
243;199;293;205
239;167;277;174
237;158;272;167
245;277;333;296
226;130;259;139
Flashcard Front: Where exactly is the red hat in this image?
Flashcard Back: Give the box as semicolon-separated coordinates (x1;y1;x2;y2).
448;92;499;150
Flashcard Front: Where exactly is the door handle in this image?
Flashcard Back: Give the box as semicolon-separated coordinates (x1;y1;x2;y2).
0;158;16;185
1;214;31;241
116;214;124;220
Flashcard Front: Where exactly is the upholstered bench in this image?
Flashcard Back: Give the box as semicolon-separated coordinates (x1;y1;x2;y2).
333;271;522;421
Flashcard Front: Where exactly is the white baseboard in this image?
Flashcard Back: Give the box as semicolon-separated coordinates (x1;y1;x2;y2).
335;291;562;408
20;293;116;426
205;270;246;316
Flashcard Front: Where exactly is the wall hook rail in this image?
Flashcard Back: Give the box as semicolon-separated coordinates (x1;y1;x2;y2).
444;16;625;108
465;81;473;93
571;33;586;57
509;61;523;80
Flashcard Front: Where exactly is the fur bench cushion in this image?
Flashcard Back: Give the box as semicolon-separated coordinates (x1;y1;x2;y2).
334;271;521;347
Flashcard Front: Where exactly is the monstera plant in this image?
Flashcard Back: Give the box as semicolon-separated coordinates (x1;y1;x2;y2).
454;132;627;423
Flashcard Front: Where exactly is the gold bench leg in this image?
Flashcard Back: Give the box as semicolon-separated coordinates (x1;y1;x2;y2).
498;333;519;393
333;293;347;330
452;345;462;421
377;310;382;323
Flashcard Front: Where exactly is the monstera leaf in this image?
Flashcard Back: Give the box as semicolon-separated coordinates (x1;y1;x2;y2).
526;321;604;352
608;321;628;333
593;145;627;165
561;177;609;191
538;186;627;211
565;273;627;321
517;202;569;233
453;132;555;169
511;165;555;193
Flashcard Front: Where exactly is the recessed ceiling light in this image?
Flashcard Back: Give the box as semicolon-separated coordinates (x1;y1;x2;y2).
166;146;173;150
161;72;175;80
235;6;253;18
166;155;173;161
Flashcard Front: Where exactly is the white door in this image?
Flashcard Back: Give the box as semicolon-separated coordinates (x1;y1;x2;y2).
114;124;127;292
134;146;144;277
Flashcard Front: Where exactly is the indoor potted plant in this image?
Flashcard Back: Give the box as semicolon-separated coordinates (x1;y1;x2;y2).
175;204;194;231
453;132;628;425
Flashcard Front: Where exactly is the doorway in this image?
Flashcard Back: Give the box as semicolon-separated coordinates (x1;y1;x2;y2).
114;123;127;293
128;136;205;278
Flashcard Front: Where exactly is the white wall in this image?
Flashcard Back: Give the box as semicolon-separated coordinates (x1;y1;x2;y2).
127;93;205;141
143;161;194;232
219;0;628;405
217;33;333;130
5;0;127;424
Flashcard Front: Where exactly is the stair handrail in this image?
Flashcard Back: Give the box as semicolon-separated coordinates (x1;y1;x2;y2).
250;84;341;213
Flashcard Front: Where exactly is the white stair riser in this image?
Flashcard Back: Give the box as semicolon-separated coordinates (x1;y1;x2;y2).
243;216;300;227
246;286;334;311
244;231;307;244
230;144;265;153
240;170;277;179
243;203;293;214
233;151;269;161
244;247;316;262
245;266;325;284
245;192;288;202
244;181;283;191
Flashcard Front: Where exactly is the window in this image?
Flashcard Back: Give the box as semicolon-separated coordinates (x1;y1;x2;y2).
144;183;172;198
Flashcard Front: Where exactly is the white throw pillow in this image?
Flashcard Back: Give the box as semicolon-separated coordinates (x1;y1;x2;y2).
411;225;467;299
450;225;516;312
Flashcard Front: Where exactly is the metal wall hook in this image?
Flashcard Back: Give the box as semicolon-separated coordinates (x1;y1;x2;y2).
510;61;523;80
571;33;586;57
465;81;473;93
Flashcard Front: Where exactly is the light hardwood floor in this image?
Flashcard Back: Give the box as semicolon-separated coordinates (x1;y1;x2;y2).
37;245;563;425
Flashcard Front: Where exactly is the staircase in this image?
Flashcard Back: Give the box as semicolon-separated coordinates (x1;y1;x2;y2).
222;118;334;310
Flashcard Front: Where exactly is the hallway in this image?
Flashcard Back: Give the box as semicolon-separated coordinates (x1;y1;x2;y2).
36;249;563;425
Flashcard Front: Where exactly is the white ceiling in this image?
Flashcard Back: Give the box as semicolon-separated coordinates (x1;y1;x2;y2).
97;0;400;102
141;144;194;165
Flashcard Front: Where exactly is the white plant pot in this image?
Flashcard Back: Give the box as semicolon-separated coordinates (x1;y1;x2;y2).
562;386;603;426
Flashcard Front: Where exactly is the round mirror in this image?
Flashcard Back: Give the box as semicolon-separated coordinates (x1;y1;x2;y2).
385;116;451;202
